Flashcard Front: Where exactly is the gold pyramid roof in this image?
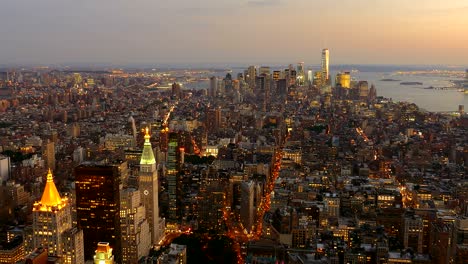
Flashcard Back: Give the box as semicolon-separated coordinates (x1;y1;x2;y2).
40;169;63;207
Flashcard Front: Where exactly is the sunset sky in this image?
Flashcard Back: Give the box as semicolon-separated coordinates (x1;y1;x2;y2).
1;0;467;66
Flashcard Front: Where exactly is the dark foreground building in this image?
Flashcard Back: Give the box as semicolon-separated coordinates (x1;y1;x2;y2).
74;163;122;262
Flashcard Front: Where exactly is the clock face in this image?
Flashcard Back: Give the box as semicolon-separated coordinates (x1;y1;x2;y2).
144;190;149;196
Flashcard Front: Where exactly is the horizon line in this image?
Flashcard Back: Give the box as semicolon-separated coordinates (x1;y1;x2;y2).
1;62;467;70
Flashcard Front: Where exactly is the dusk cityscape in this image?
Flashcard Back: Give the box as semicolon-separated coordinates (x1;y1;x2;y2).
0;1;468;264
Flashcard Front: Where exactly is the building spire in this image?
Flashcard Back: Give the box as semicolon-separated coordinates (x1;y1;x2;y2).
46;168;53;182
144;127;150;141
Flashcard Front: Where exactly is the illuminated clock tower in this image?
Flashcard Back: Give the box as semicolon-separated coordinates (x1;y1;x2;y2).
139;128;161;245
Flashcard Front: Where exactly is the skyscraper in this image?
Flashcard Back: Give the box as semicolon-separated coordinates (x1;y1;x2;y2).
171;82;182;99
0;155;11;183
297;62;305;86
247;66;257;90
43;140;55;170
335;72;351;88
357;81;369;101
120;188;151;263
197;181;225;232
321;48;330;83
223;73;233;95
32;169;84;264
74;164;122;262
289;70;297;86
368;84;377;103
276;79;287;97
313;71;324;88
255;74;271;111
209;76;217;98
166;132;180;227
139;128;163;245
205;106;221;134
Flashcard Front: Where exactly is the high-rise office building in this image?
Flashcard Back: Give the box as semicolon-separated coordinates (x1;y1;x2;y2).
276;79;287;97
43;140;56;170
313;71;324;88
307;70;313;85
166;132;180;226
0;155;11;183
159;127;169;153
74;164;122;262
368;84;377;102
289;70;297;86
198;181;225;231
335;72;351;88
297;62;305;86
255;74;271;111
139;128;163;245
209;76;217;98
228;176;243;212
32;169;84;264
120;188;151;263
205;106;221;134
357;81;369;100
321;49;330;83
223;73;233;95
247;66;256;90
171;82;182;99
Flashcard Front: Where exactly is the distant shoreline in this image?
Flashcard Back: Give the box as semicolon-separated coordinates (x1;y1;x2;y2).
400;82;423;85
380;78;401;82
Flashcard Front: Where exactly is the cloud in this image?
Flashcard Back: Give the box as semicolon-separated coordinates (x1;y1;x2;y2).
247;0;282;7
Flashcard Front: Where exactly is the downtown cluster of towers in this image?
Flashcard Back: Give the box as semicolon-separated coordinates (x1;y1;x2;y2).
204;48;375;112
214;48;330;90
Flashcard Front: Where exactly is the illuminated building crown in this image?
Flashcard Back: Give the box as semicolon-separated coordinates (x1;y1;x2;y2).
140;128;156;165
34;169;67;211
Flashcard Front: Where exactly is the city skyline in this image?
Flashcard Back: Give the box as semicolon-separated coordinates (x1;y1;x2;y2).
1;1;468;263
1;0;468;66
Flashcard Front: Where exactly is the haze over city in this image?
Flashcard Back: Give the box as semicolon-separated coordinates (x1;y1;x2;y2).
1;0;468;66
